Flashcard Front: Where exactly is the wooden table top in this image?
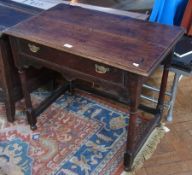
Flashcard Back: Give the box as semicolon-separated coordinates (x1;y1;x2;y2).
5;4;184;76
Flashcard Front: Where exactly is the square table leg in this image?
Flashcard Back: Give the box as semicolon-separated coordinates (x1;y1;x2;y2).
18;67;70;130
18;68;37;130
124;74;144;170
0;39;15;122
156;51;172;119
124;51;172;170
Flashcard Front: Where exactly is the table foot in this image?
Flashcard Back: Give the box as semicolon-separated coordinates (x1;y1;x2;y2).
30;124;37;131
26;107;37;130
68;80;74;95
124;152;133;171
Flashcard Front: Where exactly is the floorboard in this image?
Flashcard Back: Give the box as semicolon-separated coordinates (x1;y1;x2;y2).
140;75;192;175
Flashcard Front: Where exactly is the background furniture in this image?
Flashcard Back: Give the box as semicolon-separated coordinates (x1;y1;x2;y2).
149;0;188;25
181;0;192;36
0;1;54;122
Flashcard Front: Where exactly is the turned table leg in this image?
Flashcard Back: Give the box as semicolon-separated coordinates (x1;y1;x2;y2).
19;68;37;130
124;75;144;171
157;52;172;120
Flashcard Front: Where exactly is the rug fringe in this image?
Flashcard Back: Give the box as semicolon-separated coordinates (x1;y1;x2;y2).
122;123;167;175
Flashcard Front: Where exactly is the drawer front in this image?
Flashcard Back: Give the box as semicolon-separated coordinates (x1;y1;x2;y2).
17;39;124;84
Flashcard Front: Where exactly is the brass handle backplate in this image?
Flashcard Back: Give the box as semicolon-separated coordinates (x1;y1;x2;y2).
28;44;40;53
95;64;110;74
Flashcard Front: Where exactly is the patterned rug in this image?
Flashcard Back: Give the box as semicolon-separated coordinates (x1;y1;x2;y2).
0;90;133;175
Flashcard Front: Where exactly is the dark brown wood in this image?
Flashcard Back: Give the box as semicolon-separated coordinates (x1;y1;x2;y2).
5;4;184;170
17;38;125;84
0;2;54;122
19;68;36;129
0;39;15;121
124;74;144;170
5;4;184;77
181;0;192;36
156;51;173;119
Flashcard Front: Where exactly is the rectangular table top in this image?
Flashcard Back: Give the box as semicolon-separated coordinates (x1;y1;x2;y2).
5;4;184;76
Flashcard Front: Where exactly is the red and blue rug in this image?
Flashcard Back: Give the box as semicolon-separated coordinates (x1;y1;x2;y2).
0;90;132;175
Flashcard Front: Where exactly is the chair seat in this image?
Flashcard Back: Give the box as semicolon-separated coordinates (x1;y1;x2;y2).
172;54;192;72
172;36;192;73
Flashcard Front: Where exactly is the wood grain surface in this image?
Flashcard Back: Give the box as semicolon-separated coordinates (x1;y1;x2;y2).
5;4;184;76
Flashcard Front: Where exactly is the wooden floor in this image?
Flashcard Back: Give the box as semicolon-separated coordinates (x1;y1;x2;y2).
136;74;192;175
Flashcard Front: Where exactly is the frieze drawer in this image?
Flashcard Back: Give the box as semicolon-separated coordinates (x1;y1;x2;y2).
16;39;124;85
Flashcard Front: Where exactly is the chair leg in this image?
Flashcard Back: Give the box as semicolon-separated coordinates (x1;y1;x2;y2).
167;72;181;122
